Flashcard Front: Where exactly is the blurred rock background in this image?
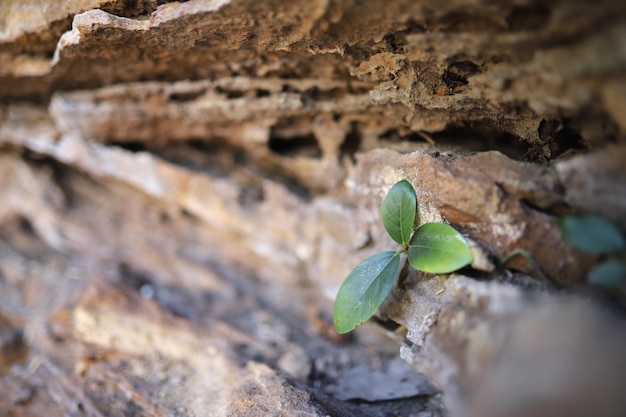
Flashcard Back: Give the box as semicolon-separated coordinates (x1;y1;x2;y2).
1;1;626;416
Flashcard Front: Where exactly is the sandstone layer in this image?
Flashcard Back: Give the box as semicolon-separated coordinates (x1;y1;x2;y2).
1;1;626;416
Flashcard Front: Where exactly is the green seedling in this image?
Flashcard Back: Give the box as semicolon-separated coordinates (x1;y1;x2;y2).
499;248;549;284
333;180;474;334
558;214;626;288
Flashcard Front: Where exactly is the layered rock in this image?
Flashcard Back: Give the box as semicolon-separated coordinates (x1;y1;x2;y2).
1;0;626;416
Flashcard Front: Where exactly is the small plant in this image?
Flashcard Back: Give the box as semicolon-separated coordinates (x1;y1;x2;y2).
333;180;474;334
558;214;626;288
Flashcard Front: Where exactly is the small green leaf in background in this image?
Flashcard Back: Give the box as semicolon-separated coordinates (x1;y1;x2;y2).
408;223;473;274
381;180;417;246
334;251;402;334
558;215;625;254
587;260;626;288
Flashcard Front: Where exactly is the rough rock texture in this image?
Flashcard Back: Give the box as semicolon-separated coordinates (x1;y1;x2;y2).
1;1;626;416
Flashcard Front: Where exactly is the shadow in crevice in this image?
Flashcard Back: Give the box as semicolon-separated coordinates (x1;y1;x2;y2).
268;133;322;159
379;124;531;159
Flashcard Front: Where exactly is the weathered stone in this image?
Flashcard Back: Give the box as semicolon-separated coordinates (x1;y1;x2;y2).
0;312;26;371
386;271;626;416
556;145;626;229
277;344;312;382
4;105;625;415
71;283;328;417
347;148;594;283
0;151;444;416
330;357;437;402
1;0;626;416
1;0;625;150
467;299;626;417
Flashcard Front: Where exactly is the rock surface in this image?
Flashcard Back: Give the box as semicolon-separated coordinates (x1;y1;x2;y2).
1;1;626;416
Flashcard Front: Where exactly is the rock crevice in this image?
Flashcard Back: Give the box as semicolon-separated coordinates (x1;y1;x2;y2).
1;1;626;416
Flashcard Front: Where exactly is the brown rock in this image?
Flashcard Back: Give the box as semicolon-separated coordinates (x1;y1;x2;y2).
1;1;626;416
468;300;626;417
349;149;593;284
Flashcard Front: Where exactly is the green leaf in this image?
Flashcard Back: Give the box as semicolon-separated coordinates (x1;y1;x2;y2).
558;215;625;254
408;223;473;273
587;260;626;288
334;251;402;334
381;180;417;246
